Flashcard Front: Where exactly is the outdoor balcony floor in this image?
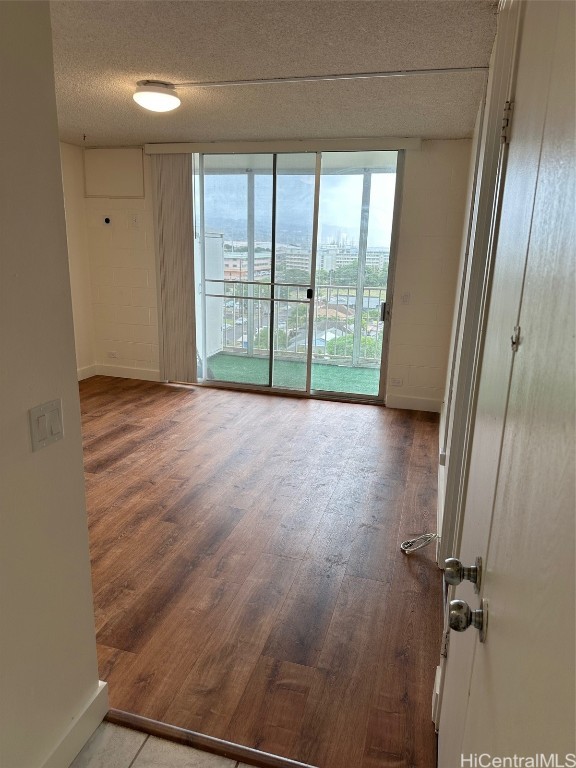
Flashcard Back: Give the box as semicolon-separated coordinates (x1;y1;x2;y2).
206;352;381;396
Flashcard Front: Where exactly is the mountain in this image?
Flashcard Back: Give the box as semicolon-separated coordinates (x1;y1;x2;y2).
203;174;315;245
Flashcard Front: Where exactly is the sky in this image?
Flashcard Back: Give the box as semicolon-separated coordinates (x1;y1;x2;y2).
203;170;397;249
318;173;397;247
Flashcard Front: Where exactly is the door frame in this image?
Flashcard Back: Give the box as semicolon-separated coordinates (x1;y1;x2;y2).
437;0;522;566
433;0;523;732
193;146;405;404
377;149;404;406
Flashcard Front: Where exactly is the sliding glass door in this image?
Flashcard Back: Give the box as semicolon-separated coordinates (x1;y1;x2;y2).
194;150;398;400
196;153;274;387
312;151;398;396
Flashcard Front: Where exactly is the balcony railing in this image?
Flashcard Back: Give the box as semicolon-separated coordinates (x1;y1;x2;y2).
217;284;386;368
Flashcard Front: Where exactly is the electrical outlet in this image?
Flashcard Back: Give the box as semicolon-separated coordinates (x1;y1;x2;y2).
401;292;411;305
107;351;119;359
391;377;403;387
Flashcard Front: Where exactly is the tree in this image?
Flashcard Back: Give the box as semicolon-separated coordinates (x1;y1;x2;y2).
328;260;388;287
326;334;381;357
254;327;287;350
288;304;308;329
366;264;388;287
331;262;359;286
278;268;310;285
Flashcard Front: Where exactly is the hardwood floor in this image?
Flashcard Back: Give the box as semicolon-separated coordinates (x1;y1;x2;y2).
80;376;442;768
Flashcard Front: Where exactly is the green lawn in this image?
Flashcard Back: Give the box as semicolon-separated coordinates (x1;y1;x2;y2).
206;352;380;396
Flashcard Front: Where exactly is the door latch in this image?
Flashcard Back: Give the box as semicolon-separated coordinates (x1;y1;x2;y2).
444;557;482;593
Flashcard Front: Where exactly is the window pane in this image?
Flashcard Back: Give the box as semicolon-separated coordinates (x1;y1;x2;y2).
275;153;316;286
312;151;397;396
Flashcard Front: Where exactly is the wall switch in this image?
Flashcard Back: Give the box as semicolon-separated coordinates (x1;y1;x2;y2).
37;414;48;441
391;377;403;387
401;292;411;305
29;399;63;452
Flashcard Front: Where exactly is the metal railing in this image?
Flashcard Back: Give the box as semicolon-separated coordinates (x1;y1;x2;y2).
217;284;386;367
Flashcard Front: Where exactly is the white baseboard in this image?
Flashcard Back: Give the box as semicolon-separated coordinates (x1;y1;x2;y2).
94;364;161;382
77;365;98;381
385;393;442;412
42;681;108;768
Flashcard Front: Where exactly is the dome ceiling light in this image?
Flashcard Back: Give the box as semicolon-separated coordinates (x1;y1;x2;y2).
133;81;181;112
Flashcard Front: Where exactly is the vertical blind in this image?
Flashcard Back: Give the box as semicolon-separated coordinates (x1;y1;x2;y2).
150;153;196;383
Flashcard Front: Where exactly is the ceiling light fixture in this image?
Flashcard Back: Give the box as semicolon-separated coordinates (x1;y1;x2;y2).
133;81;181;112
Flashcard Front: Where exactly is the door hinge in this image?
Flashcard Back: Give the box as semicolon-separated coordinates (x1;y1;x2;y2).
511;325;521;352
501;100;514;144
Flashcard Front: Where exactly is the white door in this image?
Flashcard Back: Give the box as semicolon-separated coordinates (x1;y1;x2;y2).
439;1;575;764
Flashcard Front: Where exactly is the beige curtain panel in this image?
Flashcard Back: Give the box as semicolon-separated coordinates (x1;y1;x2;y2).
151;153;196;383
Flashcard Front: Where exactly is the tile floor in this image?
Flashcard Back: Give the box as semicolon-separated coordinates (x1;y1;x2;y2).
71;723;253;768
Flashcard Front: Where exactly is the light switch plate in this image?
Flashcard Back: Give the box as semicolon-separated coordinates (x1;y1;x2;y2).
29;399;63;452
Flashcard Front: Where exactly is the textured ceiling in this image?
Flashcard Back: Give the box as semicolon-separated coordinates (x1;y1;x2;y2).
50;0;498;147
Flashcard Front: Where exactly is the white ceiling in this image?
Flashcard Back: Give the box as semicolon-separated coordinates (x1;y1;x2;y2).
50;0;498;147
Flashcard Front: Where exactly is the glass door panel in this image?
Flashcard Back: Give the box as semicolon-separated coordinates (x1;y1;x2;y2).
311;151;398;397
272;291;310;391
271;154;316;390
202;281;271;386
275;153;316;286
198;154;273;386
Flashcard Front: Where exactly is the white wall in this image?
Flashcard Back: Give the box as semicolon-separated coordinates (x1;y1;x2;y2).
0;4;107;768
386;139;472;412
85;155;160;380
60;143;96;378
60;146;160;382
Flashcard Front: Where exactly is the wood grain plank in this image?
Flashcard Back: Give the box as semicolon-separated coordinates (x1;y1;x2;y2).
162;554;301;738
104;576;242;720
96;643;136;680
97;505;245;651
262;559;346;667
227;656;322;758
